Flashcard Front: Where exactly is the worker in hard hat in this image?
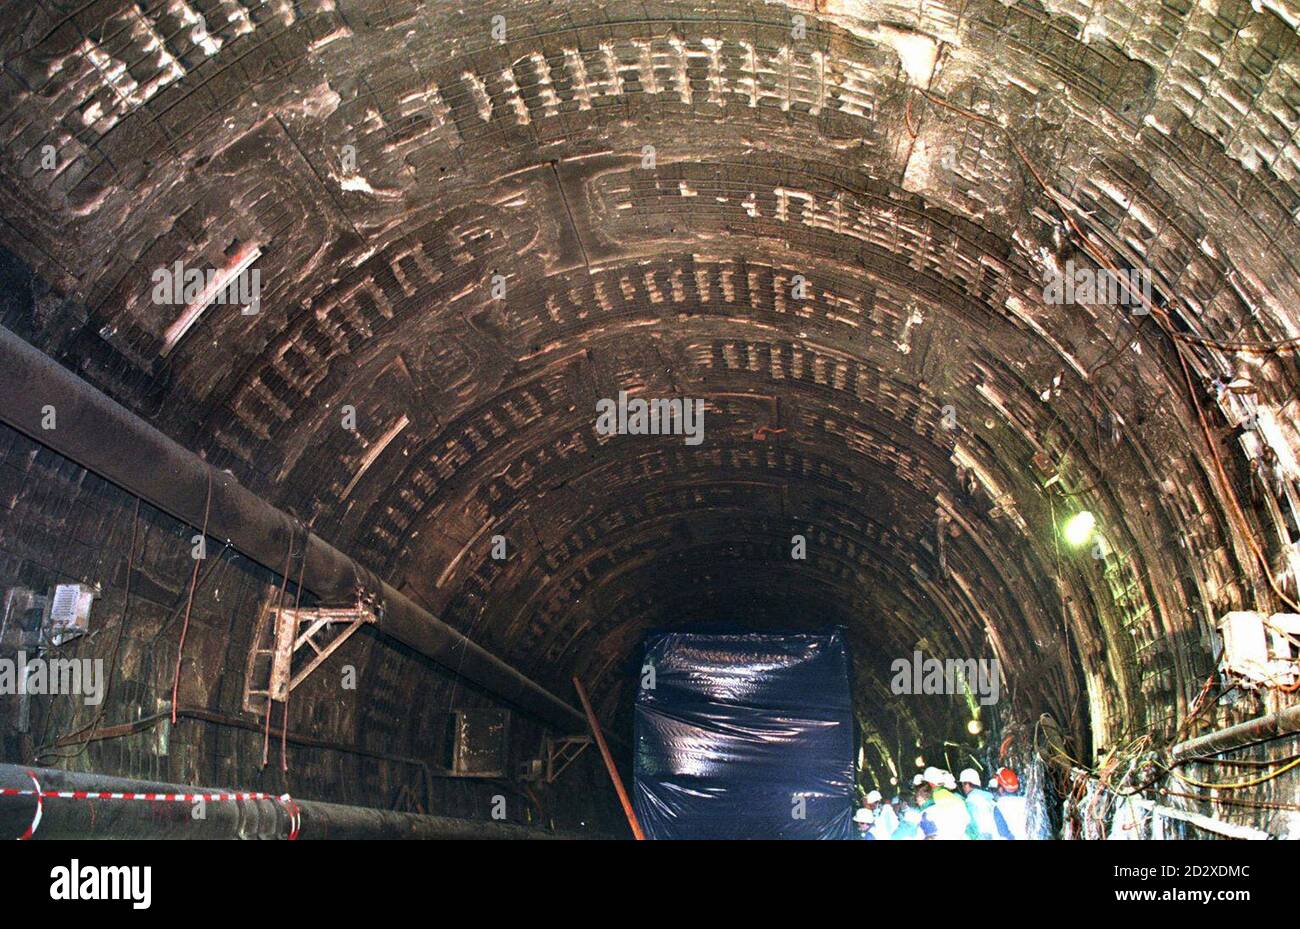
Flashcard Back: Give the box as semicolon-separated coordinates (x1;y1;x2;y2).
864;789;897;840
910;774;926;818
912;775;930;815
957;768;998;840
992;767;1028;840
853;805;875;839
917;767;972;839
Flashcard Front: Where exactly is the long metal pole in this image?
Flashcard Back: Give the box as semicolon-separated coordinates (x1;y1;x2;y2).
572;676;644;840
0;764;596;840
0;325;585;735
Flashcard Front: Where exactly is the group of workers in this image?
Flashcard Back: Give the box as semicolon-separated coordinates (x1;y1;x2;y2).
854;765;1029;840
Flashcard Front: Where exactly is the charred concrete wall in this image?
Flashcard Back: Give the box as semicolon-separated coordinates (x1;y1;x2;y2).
0;242;621;830
0;0;1297;836
0;417;620;831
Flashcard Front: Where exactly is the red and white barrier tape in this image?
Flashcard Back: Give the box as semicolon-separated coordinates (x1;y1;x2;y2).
2;788;285;802
4;771;298;839
15;770;41;841
283;796;301;840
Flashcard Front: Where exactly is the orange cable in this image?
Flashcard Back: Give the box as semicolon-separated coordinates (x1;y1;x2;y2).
171;471;212;724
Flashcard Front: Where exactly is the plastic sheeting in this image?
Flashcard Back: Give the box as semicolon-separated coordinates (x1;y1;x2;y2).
1020;755;1058;840
633;630;856;839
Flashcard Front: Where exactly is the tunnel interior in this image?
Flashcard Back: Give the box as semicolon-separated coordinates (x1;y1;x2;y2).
0;0;1299;839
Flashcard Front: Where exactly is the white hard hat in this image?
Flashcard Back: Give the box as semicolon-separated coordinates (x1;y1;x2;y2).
912;773;925;786
854;807;874;824
941;771;957;790
922;766;946;786
958;768;981;785
866;789;883;804
988;776;1000;789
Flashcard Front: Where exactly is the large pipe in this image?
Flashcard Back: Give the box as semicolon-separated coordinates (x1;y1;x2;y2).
1171;703;1300;762
0;325;586;735
0;765;599;840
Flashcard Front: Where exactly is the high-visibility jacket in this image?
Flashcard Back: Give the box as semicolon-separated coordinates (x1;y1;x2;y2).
870;804;899;840
892;811;924;840
994;794;1028;840
963;787;998;840
920;788;972;839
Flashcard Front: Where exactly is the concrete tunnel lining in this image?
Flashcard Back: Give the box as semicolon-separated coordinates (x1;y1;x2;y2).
0;0;1297;839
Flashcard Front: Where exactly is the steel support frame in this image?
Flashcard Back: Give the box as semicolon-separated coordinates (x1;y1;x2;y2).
0;325;587;735
545;735;592;784
274;601;377;700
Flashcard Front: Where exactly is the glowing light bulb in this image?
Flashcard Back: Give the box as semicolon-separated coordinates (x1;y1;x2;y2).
1063;510;1096;547
967;718;983;736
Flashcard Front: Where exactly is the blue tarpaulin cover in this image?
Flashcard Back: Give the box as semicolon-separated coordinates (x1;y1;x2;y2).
633;630;856;839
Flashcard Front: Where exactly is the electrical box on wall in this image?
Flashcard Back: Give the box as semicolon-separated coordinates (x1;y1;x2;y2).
1218;611;1299;688
43;583;97;646
1;588;48;648
446;709;511;778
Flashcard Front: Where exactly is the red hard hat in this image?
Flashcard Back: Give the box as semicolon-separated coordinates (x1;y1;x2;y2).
996;767;1020;792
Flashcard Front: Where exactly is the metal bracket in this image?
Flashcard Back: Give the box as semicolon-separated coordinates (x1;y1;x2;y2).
244;599;377;711
544;734;592;784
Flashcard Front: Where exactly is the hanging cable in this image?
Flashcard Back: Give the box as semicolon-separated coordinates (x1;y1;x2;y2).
1173;330;1300;355
263;529;296;768
33;496;141;764
281;526;309;773
171;469;213;724
1167;754;1300;790
151;540;231;645
914;86;1300;615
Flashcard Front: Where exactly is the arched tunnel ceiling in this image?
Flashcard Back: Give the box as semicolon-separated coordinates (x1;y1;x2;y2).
1;0;1299;763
